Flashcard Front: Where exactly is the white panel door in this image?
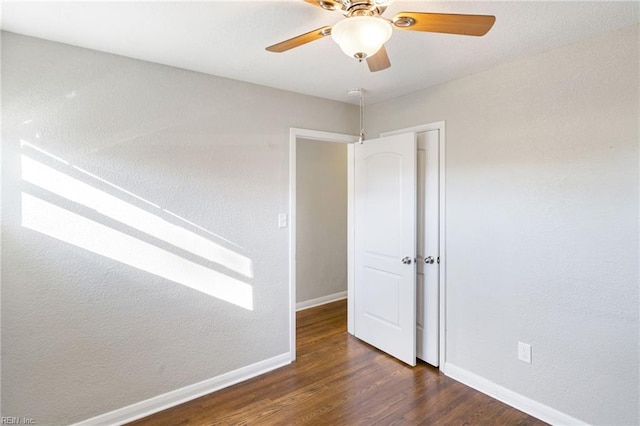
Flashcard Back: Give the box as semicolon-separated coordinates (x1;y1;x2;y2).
416;129;440;366
354;132;417;366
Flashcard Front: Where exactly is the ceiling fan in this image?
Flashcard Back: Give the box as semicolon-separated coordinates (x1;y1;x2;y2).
266;0;496;72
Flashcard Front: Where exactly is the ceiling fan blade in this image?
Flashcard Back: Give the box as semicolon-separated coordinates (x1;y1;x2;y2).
392;12;496;36
367;45;391;72
266;26;332;53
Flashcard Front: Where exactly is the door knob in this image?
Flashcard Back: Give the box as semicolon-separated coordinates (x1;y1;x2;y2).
424;256;435;264
401;256;412;265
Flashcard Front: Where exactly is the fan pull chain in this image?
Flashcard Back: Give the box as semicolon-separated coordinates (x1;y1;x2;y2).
359;61;366;144
359;91;365;143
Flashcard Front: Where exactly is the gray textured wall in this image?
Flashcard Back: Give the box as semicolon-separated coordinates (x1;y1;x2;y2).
365;25;640;425
296;139;347;304
0;31;357;424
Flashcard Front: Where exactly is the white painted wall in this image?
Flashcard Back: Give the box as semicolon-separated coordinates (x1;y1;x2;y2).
296;139;347;305
0;32;357;424
365;25;639;425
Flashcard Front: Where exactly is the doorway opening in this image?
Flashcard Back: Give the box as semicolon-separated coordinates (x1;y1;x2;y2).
289;128;358;361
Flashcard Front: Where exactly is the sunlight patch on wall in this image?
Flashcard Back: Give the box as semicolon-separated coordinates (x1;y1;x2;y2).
21;193;253;310
21;154;253;278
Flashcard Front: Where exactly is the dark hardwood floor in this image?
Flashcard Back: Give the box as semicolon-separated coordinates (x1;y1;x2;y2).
130;300;546;425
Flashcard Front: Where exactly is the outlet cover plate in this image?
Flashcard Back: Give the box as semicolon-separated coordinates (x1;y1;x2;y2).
518;342;532;364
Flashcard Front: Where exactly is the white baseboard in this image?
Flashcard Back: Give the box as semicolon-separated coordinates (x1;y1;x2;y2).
73;353;291;426
296;291;347;311
443;362;588;426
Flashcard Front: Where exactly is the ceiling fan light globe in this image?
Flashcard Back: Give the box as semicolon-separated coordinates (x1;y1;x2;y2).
332;16;392;59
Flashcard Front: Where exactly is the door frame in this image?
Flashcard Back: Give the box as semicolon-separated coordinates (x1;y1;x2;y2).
289;128;358;362
378;121;447;368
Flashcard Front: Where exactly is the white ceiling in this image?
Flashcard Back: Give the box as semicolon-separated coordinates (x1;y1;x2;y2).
2;1;638;105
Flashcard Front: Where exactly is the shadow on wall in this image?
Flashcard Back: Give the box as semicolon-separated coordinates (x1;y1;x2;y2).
18;140;254;310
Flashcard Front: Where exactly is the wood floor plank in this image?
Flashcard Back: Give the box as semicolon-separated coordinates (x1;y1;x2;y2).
129;299;547;425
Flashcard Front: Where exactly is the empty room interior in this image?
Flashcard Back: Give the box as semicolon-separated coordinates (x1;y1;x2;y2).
1;1;639;425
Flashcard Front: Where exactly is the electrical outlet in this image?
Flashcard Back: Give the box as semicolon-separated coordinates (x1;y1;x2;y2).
518;342;532;364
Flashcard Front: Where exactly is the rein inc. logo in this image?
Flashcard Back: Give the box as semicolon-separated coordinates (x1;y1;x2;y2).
1;418;35;425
